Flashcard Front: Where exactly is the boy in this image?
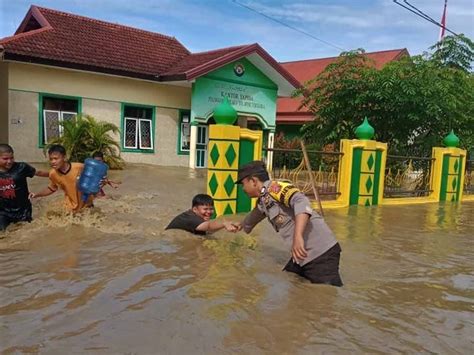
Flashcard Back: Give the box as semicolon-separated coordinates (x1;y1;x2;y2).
166;194;238;235
30;144;93;212
0;144;48;231
92;151;121;197
235;161;343;286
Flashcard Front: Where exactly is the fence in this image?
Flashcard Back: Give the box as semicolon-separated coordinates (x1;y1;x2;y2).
264;147;342;200
384;155;434;198
465;159;474;195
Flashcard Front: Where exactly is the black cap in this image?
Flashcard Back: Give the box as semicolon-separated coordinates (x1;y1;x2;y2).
235;160;267;184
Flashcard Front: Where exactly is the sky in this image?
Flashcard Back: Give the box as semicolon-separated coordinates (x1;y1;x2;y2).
0;0;473;62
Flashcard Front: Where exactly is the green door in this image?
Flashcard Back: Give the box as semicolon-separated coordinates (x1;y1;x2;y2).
236;139;255;213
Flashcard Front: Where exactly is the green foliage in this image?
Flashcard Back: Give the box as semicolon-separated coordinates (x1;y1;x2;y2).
47;114;125;169
273;132;301;169
295;38;474;157
430;34;474;72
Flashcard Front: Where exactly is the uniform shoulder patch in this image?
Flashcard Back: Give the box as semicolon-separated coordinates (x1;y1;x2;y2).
268;181;300;206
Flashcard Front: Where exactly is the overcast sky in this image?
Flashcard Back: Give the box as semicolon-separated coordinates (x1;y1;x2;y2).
1;0;473;62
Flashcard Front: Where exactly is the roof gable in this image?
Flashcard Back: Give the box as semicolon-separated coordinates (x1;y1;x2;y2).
1;5;190;79
160;43;300;96
204;58;277;89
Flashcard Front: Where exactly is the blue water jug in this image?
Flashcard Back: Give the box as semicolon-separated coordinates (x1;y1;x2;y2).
78;158;108;202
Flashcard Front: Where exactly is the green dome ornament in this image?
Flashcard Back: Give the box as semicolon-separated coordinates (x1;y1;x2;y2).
213;97;237;125
355;117;375;140
443;130;460;148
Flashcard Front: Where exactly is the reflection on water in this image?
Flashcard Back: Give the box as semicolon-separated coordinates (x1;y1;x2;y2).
0;164;472;354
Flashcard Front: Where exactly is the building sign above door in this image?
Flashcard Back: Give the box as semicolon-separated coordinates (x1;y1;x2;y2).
191;59;278;129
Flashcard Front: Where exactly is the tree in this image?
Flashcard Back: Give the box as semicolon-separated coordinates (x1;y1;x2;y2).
430;34;474;72
47;114;125;169
295;40;474;157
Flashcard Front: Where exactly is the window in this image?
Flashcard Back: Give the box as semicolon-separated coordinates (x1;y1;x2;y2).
178;110;191;154
40;95;79;144
122;104;154;151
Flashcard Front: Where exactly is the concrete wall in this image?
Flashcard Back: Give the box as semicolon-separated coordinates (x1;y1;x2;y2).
8;90;43;161
83;99;188;166
7;61;191;166
0;62;8;143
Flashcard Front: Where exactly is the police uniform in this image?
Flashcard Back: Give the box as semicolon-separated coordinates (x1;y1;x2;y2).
242;179;343;286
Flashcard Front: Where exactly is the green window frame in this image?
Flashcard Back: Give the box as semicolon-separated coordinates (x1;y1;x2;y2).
38;93;82;147
120;103;156;153
177;110;191;155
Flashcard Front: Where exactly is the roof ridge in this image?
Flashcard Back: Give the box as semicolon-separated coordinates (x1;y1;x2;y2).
34;5;185;43
189;44;254;56
0;27;50;45
161;43;253;73
280;48;407;64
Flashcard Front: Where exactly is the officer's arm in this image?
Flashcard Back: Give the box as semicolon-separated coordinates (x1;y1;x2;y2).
290;192;311;261
242;207;266;234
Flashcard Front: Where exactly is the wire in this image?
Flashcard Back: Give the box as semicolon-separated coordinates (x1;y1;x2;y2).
393;0;459;37
231;0;345;51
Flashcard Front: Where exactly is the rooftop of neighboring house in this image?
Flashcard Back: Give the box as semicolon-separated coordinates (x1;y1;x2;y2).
277;48;410;122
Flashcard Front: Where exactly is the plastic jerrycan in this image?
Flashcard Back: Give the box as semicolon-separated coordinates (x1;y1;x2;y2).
78;158;108;201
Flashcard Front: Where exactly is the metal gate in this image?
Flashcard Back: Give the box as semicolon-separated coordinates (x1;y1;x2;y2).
196;125;208;168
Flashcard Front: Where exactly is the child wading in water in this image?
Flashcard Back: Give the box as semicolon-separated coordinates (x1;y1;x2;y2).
0;144;48;231
30;144;94;212
91;152;120;198
166;194;239;235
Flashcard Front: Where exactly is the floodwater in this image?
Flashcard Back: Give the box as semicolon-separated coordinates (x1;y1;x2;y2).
0;164;472;354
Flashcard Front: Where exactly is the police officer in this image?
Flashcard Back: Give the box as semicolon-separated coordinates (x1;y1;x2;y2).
235;160;343;286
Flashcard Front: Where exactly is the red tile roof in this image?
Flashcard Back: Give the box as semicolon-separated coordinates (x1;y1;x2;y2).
161;45;251;79
277;49;409;121
1;5;191;79
160;43;301;90
0;5;300;90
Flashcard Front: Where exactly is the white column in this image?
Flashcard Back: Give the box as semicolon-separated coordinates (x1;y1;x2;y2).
267;131;275;172
189;124;198;169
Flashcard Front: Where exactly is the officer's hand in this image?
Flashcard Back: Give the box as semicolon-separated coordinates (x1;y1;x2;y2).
231;222;242;231
292;235;307;262
223;221;238;233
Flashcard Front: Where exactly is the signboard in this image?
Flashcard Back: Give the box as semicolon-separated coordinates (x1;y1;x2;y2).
191;59;278;129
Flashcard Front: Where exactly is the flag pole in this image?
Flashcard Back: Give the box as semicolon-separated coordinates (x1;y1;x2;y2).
439;0;448;41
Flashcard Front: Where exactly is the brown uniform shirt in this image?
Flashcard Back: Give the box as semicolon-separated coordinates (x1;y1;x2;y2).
243;180;337;266
48;163;93;212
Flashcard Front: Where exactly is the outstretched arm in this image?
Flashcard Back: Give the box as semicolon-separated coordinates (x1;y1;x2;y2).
105;178;121;189
30;186;56;199
35;170;50;177
242;207;265;234
195;219;240;233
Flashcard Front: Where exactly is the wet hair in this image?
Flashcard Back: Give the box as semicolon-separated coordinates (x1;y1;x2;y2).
92;151;104;159
0;144;14;154
47;144;66;156
192;194;214;207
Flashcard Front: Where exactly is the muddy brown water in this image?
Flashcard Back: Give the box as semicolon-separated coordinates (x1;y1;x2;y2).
0;164;473;354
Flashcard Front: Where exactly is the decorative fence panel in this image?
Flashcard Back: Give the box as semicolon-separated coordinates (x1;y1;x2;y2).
264;148;342;200
384;155;434;198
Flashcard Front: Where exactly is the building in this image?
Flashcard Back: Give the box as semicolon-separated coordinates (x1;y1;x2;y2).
276;49;410;138
0;5;300;168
